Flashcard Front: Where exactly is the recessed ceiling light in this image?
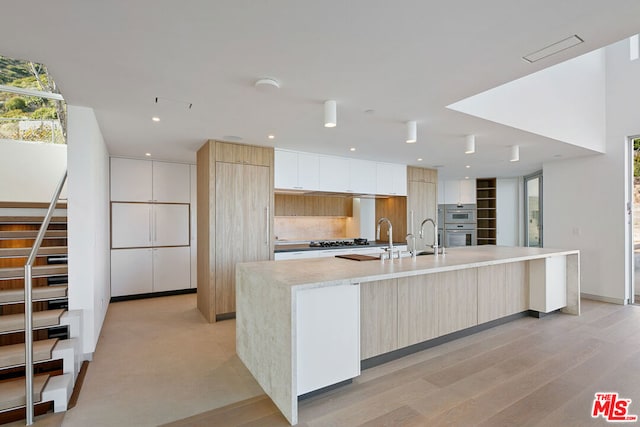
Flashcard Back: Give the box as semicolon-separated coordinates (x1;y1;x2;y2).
350;147;356;152
523;35;584;63
465;176;469;180
364;109;375;114
268;134;275;140
152;117;160;122
145;153;151;157
465;165;471;169
417;158;423;162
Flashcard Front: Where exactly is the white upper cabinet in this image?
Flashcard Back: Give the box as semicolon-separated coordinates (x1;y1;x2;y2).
274;150;299;189
443;180;476;205
152;161;191;203
110;158;190;202
376;163;407;196
348;159;376;194
460;180;476;204
274;149;319;190
438;181;445;205
274;149;405;195
298;153;320;190
318;155;350;192
111;158;153;202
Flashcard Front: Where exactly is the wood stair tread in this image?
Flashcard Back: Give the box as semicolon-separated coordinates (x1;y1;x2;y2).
0;202;66;209
0;217;66;225
0;339;58;369
0;375;49;411
0;231;67;240
0;265;68;281
0;285;68;305
0;310;65;334
0;246;67;259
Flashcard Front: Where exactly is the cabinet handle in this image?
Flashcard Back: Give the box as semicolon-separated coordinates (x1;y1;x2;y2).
148;206;152;244
153;207;157;243
265;206;270;246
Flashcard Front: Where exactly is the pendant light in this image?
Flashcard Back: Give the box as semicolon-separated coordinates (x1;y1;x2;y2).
465;135;476;154
406;121;417;143
324;100;337;128
510;145;520;162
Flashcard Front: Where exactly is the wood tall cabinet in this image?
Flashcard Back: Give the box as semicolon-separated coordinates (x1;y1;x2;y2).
197;140;274;322
407;167;438;251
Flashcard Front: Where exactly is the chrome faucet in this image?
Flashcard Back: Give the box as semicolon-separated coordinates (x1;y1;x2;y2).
376;217;395;260
419;218;439;255
406;233;417;258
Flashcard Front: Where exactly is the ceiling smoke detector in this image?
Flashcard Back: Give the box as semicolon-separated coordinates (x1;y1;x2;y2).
254;78;281;90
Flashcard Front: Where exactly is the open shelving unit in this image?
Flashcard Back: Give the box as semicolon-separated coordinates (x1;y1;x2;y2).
476;178;496;245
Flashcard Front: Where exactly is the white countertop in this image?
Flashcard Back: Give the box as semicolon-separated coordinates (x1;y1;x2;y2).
237;245;579;291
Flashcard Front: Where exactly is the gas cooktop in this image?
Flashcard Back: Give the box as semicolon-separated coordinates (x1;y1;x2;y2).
309;240;370;248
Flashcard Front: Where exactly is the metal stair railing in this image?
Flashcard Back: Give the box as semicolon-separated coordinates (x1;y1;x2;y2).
23;170;67;425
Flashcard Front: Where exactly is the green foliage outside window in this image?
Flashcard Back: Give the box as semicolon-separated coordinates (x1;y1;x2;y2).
0;55;66;144
635;139;640;177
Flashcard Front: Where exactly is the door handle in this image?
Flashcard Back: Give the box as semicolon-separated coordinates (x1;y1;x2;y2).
265;206;270;246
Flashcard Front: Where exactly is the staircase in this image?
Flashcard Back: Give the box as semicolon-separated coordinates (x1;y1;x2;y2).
0;203;83;423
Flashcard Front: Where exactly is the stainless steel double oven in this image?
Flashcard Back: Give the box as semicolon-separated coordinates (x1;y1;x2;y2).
443;204;477;247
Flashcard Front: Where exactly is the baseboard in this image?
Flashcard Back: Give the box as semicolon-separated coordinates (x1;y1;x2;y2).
581;292;626;305
362;311;529;370
110;288;196;303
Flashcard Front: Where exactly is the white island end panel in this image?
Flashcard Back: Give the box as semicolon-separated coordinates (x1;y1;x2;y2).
296;284;360;395
529;255;567;313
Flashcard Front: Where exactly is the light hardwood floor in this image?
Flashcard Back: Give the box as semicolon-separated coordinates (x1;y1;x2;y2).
19;295;640;426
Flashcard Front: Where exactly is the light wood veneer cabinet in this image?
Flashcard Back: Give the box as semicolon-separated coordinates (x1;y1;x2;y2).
407;166;438;251
436;269;478;335
397;275;438;347
361;263;530;361
478;262;528;323
360;279;398;359
197;140;274;322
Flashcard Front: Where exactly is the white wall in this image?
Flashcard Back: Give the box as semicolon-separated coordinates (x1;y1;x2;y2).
66;105;111;355
496;178;520;246
448;49;607;153
0;139;67;201
544;39;640;303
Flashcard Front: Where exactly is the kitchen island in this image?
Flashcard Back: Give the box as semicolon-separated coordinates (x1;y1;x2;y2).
236;245;580;425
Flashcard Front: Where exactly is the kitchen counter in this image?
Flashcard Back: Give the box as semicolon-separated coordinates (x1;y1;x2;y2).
236;245;580;425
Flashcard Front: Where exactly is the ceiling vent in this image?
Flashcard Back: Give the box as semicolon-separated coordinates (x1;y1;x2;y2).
523;35;584;63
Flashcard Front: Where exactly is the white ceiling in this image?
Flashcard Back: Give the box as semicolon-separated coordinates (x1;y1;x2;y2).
2;1;640;179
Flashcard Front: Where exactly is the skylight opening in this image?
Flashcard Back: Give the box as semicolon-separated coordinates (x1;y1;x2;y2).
0;55;66;144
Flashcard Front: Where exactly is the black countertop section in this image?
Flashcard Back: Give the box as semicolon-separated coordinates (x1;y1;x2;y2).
274;240;405;253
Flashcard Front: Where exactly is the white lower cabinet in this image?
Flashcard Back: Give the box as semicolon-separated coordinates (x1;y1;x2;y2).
111;247;191;297
153;247;191;292
296;283;360;395
111;249;153;296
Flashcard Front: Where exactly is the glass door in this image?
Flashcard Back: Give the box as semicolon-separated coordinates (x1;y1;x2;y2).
524;171;543;247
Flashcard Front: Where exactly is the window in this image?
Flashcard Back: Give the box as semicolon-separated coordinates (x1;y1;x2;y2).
0;54;66;144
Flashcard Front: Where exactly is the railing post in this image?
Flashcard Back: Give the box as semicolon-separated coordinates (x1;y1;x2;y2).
24;265;34;426
23;170;67;426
